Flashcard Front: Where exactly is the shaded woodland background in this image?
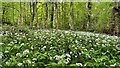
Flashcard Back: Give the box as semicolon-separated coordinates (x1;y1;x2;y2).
1;1;120;36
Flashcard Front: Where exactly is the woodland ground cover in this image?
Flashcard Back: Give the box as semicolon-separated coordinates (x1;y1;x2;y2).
1;26;120;67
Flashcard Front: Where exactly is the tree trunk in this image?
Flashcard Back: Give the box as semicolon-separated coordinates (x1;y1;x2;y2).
44;2;48;29
24;2;26;25
51;3;54;29
112;2;120;36
19;0;22;25
70;2;74;30
12;2;14;25
55;2;58;29
62;2;65;29
35;1;38;28
30;0;36;27
86;0;92;31
30;2;32;26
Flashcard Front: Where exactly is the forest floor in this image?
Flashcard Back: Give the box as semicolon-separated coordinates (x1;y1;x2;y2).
1;25;120;67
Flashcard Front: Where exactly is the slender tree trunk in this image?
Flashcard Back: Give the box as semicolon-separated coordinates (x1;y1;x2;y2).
32;3;36;23
51;3;54;29
30;2;32;26
55;2;58;29
86;0;92;31
62;2;64;29
44;2;48;29
30;0;36;27
35;1;38;28
2;8;5;22
24;2;26;25
70;2;74;30
19;0;22;25
12;2;14;25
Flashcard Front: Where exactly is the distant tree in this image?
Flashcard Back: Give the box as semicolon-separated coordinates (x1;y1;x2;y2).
70;2;74;30
86;0;92;31
55;2;59;29
50;2;54;29
44;2;48;29
111;2;120;36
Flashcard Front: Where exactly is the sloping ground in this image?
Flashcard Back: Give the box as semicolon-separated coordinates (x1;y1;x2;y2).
1;29;120;67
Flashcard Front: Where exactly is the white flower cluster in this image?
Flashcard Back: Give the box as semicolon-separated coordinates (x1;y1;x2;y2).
54;53;71;64
17;63;22;66
76;63;83;66
16;53;22;57
23;49;29;55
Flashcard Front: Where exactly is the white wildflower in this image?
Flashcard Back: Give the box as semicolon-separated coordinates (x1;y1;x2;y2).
0;34;3;36
20;32;22;35
74;34;76;37
5;50;9;53
84;48;87;51
89;40;92;43
50;57;52;60
32;64;35;66
16;53;22;57
76;63;83;66
70;51;72;54
32;58;37;61
66;53;71;57
55;55;61;60
42;46;46;49
82;47;85;49
31;46;33;50
96;43;99;45
91;48;94;50
23;49;29;55
65;31;69;33
14;40;17;44
20;43;24;46
8;43;12;46
102;40;107;43
28;38;31;41
104;62;105;65
64;59;70;64
75;47;77;50
75;40;78;43
15;33;17;35
106;50;109;53
75;55;77;58
0;43;3;45
6;62;8;64
17;63;22;66
10;41;14;44
102;44;105;47
110;63;116;67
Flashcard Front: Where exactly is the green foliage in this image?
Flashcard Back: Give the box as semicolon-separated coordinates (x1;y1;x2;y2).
2;2;115;33
1;29;120;67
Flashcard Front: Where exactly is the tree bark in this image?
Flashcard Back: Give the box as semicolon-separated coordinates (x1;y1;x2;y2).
24;2;26;25
51;3;54;29
35;1;38;28
44;2;48;29
55;2;58;29
19;0;22;25
12;2;14;25
70;2;74;30
86;0;92;31
30;0;36;26
112;2;120;36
